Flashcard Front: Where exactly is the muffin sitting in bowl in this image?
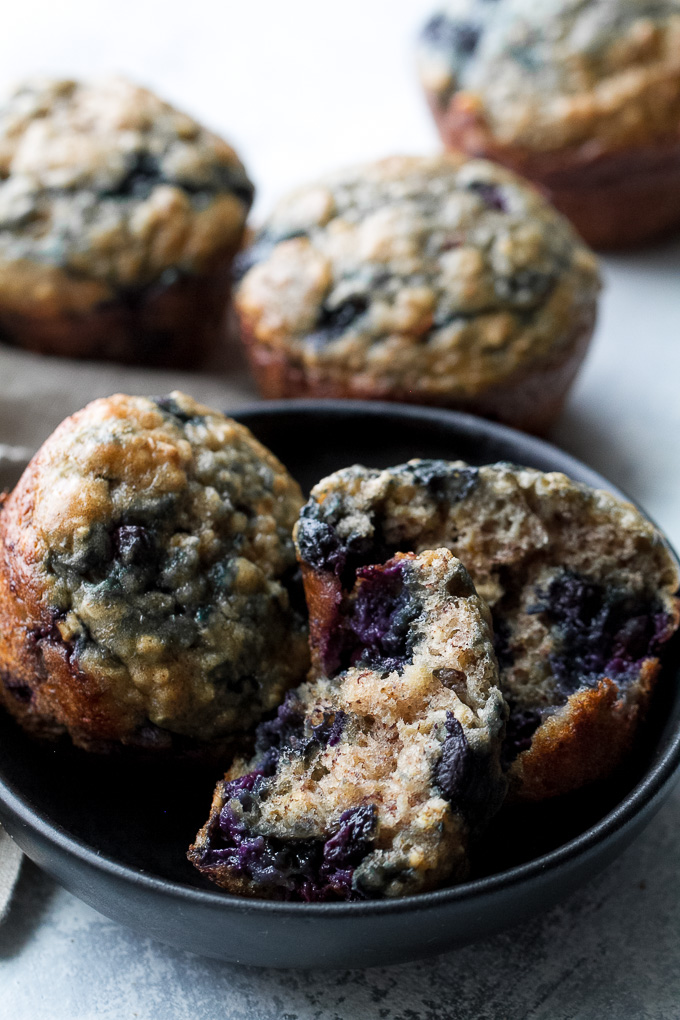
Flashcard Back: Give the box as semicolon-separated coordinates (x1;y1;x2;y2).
235;154;600;435
417;0;680;248
0;392;309;754
295;459;680;801
189;548;506;900
0;77;254;365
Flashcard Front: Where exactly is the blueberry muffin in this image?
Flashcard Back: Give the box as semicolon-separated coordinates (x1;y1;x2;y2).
0;391;308;753
0;77;254;365
417;0;680;248
235;154;600;435
189;548;506;900
295;460;680;801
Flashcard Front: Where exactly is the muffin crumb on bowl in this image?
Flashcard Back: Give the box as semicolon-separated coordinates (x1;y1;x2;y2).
235;153;600;435
0;77;254;365
0;391;308;754
189;548;506;900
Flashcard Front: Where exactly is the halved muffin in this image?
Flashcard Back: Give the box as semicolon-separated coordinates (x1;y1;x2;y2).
189;549;506;899
295;459;680;800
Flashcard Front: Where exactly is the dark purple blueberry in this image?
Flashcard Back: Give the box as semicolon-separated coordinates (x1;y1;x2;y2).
307;296;369;348
312;709;347;747
103;151;162;199
153;395;206;426
321;805;377;870
501;707;542;768
495;268;555;308
421;13;482;57
254;691;307;759
529;571;668;697
112;524;156;568
467;180;507;212
343;561;419;674
435;711;473;802
296;497;380;583
406;460;479;504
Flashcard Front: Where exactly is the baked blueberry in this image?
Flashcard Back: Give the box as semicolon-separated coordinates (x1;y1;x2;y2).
295;459;680;800
189;549;506;899
235;153;600;436
0;391;308;753
0;77;254;365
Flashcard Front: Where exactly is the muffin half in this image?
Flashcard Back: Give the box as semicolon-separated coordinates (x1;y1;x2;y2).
0;391;308;753
189;549;506;900
417;0;680;248
235;154;600;435
0;77;254;365
295;459;680;800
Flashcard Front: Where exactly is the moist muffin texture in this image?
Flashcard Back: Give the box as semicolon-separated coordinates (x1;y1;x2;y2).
295;459;680;800
0;77;254;364
418;0;680;247
0;391;308;752
235;154;600;435
189;548;506;900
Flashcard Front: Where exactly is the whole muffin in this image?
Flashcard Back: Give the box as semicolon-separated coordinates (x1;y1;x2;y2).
235;154;600;435
0;77;254;365
295;459;680;801
189;549;506;900
417;0;680;248
0;392;309;753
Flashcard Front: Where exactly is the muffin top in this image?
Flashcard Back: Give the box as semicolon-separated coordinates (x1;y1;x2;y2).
418;0;680;153
190;549;506;900
0;77;254;313
235;154;599;398
1;391;307;744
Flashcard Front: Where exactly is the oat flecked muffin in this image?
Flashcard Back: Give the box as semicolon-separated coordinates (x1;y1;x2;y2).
0;77;254;365
0;392;309;753
235;154;600;435
295;460;680;801
189;549;506;900
417;0;680;248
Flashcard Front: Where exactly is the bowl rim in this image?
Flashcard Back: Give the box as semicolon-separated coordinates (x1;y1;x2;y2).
1;399;679;919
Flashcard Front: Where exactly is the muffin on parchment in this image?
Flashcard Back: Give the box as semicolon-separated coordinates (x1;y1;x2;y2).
189;549;506;900
0;77;254;365
0;392;309;754
417;0;680;248
295;459;680;801
235;154;600;435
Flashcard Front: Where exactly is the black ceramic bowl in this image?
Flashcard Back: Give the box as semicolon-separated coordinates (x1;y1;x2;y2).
0;401;679;969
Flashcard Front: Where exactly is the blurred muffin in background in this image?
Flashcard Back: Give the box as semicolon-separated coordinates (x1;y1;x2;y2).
0;77;254;366
235;154;600;436
417;0;680;249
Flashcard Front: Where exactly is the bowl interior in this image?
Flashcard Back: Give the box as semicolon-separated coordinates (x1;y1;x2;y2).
0;401;678;903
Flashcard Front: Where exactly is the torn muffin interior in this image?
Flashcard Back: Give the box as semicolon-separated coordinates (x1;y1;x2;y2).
188;548;506;900
295;460;680;794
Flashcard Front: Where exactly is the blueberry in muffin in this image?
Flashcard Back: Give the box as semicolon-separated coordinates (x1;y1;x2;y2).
295;460;680;800
0;77;254;365
0;392;309;753
235;154;600;435
188;549;506;899
417;0;680;248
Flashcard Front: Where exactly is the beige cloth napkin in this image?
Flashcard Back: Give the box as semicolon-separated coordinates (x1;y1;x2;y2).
0;337;262;919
